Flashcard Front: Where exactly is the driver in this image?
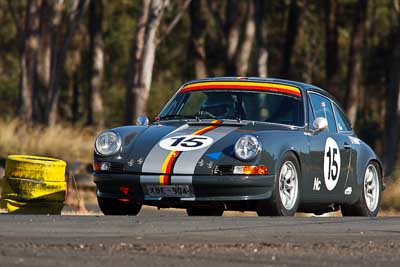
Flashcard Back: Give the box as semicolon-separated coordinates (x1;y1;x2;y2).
200;93;236;118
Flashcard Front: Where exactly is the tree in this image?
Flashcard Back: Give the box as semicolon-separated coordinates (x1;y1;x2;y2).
325;0;340;99
254;0;268;77
87;0;104;126
382;1;400;177
18;0;41;123
345;0;368;126
280;0;306;79
125;0;168;124
236;0;256;76
188;0;207;79
15;0;88;125
207;0;255;76
46;0;88;125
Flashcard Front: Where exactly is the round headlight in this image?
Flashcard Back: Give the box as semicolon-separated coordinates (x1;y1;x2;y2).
95;131;122;156
234;135;261;161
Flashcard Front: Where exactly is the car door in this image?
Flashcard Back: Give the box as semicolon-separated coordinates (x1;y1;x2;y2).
305;92;352;203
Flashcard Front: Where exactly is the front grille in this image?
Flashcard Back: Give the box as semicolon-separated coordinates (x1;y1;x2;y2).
109;162;124;172
214;165;234;175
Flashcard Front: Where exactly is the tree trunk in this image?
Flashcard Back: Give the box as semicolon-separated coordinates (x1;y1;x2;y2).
254;0;268;77
87;0;104;126
235;0;256;77
18;0;42;123
325;0;340;99
72;71;80;125
224;0;242;75
46;0;88;126
125;0;168;124
345;0;368;126
188;0;207;79
280;0;306;79
382;9;400;177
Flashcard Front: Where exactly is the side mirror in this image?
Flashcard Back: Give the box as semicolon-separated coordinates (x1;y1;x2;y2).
136;115;149;126
312;117;328;134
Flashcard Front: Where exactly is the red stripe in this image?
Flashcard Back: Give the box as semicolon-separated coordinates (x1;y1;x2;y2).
162;122;221;184
180;85;301;97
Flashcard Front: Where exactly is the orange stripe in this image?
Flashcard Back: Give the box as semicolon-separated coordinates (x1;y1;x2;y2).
158;120;222;185
179;82;301;97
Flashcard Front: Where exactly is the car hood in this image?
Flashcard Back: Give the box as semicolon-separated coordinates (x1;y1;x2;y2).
119;120;292;175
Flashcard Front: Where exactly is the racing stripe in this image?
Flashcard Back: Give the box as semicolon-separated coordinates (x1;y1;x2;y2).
179;81;301;97
159;120;221;185
171;126;239;176
141;124;201;174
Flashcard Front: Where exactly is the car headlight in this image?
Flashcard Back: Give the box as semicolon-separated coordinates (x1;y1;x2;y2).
95;131;122;156
234;135;261;161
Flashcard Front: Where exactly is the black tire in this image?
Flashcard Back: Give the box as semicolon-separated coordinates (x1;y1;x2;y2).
186;207;224;216
257;152;301;216
97;197;142;216
341;161;382;217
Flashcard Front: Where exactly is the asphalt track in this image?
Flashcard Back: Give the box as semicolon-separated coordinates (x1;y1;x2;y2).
0;209;400;267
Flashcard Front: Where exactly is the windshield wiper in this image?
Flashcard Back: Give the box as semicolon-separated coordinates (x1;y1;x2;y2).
159;114;201;121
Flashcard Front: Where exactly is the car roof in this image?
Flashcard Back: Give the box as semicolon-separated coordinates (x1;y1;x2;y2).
180;76;333;98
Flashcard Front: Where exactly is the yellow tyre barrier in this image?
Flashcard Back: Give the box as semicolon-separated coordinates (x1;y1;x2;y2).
2;176;66;202
5;155;66;182
0;198;64;215
1;155;66;214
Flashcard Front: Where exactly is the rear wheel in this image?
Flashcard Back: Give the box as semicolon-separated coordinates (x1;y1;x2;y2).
97;197;142;216
186;207;224;216
341;161;381;217
257;152;300;216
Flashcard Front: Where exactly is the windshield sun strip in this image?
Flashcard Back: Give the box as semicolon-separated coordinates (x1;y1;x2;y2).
179;82;301;97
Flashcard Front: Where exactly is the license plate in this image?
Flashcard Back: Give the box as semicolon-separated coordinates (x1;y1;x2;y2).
145;185;193;198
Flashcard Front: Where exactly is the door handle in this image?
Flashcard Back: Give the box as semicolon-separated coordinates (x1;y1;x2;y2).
344;142;352;149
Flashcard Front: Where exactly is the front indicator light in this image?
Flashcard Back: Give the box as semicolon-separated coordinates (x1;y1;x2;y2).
233;165;268;175
93;161;111;171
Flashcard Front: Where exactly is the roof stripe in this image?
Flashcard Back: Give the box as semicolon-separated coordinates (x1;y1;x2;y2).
179;81;301;97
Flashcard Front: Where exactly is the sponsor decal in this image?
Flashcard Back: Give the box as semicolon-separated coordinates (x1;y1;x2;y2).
313;177;321;191
179;81;301;97
205;152;222;160
345;187;352;195
324;137;341;191
158;120;222;185
128;159;134;167
159;135;214;151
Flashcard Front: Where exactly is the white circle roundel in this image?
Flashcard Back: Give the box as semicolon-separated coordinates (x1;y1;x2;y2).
159;135;214;151
323;137;341;191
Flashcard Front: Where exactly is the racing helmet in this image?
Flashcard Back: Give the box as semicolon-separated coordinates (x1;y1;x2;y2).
200;93;236;117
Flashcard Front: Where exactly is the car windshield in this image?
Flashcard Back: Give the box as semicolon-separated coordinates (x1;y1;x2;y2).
159;90;304;126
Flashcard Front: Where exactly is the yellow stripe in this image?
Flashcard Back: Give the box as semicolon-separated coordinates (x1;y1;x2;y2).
159;150;176;184
158;120;220;184
183;82;300;94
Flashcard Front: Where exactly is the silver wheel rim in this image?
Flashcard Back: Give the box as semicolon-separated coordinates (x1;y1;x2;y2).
364;164;380;212
278;161;299;210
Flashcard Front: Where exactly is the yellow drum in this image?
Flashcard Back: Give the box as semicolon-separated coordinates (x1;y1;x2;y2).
1;155;67;214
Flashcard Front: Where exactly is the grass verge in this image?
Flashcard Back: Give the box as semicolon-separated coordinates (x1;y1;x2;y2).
0;119;96;163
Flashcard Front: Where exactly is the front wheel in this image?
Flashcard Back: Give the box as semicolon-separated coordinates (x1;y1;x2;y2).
97;197;142;216
257;152;301;216
341;161;382;217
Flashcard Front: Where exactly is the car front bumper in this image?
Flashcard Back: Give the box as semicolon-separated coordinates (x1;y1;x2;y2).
93;172;275;203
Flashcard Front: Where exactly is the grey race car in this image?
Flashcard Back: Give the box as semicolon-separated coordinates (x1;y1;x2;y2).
93;77;383;216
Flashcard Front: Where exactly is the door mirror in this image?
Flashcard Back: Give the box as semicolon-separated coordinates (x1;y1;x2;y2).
312;117;328;134
136;115;149;126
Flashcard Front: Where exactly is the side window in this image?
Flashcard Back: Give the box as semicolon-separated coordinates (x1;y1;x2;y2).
308;99;315;128
333;103;352;132
309;93;337;133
